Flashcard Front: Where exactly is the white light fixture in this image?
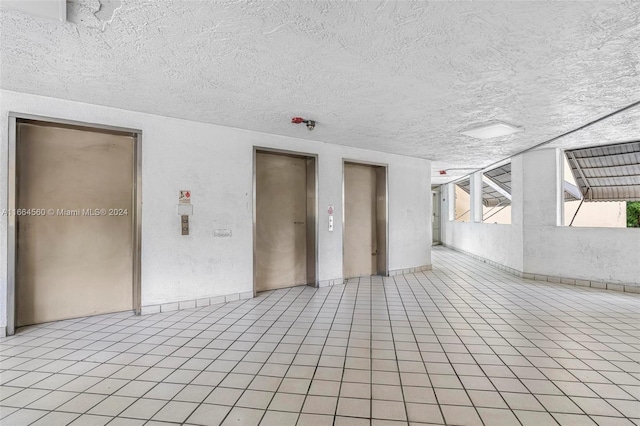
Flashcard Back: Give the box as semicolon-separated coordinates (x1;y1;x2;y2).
460;121;523;140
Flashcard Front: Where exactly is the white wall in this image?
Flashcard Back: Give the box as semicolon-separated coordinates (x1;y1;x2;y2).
441;156;524;272
525;227;640;284
522;149;639;285
0;90;432;330
442;222;524;271
442;149;640;286
442;166;523;271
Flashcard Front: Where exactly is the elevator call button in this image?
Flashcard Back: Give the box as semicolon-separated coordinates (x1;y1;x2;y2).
181;215;189;235
179;190;192;235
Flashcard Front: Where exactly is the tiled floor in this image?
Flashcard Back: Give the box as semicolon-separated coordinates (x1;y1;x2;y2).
1;247;639;426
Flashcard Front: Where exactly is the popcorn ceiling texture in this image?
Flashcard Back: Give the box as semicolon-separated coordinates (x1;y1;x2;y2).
1;0;639;182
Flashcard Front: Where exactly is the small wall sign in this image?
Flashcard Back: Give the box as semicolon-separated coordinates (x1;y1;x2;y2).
179;190;191;204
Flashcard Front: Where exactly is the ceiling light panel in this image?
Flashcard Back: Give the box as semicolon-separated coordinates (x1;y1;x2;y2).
1;0;66;22
460;121;523;140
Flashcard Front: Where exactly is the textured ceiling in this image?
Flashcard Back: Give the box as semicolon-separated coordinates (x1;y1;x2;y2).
1;0;639;183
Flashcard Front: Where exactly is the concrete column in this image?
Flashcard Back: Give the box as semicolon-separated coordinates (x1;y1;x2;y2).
471;171;483;223
447;183;455;222
521;148;563;227
510;155;524;227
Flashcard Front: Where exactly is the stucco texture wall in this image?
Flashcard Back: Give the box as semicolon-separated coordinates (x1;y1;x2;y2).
441;150;640;287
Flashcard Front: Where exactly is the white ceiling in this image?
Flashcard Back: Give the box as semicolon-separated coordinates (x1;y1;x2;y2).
2;0;639;183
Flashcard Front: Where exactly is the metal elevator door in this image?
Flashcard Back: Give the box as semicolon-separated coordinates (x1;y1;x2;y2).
255;152;308;292
344;163;378;278
16;122;135;327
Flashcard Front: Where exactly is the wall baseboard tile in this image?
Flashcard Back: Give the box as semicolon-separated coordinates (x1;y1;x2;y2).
141;290;254;315
318;278;344;288
441;244;639;294
388;264;432;276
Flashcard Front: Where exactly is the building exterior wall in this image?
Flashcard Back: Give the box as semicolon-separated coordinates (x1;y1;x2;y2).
454;185;471;222
564;201;626;227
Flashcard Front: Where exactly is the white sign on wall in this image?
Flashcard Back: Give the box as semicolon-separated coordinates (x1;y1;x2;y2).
179;190;191;204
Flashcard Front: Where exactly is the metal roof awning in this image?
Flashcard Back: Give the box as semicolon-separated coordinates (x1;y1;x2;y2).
458;161;582;205
565;141;640;202
453;164;512;207
484;163;512;193
456;179;510;207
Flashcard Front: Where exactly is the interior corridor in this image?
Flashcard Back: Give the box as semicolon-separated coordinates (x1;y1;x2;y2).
0;247;638;426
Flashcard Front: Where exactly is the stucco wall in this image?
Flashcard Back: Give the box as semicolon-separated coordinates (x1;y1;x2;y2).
442;222;524;272
442;149;640;287
0;90;432;330
524;226;640;285
442;196;524;272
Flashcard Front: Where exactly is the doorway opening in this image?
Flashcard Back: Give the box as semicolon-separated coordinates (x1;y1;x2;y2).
343;161;388;279
7;115;142;335
432;187;441;245
253;149;317;293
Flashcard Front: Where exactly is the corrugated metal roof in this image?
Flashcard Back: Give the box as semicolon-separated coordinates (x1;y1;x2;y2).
484;163;512;193
472;162;579;203
565;141;640;201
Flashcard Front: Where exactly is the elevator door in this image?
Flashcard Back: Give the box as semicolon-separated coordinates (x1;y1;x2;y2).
255;152;308;291
344;163;378;278
16;122;134;327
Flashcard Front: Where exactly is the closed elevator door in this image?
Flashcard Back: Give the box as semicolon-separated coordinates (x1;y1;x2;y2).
16;121;135;327
344;163;384;279
255;152;310;292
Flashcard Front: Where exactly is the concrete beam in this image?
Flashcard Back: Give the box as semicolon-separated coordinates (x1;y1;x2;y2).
563;180;583;200
471;171;483;223
482;175;512;200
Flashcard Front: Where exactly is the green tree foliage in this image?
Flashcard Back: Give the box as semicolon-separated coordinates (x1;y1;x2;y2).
627;201;640;228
